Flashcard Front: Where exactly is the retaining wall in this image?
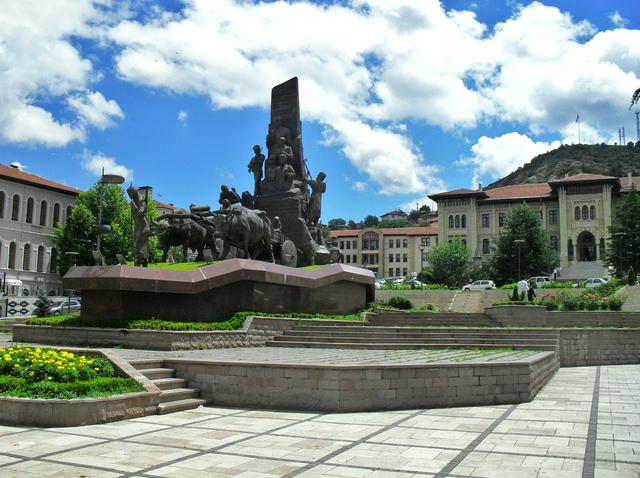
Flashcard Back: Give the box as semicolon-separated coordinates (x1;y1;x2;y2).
486;306;640;327
559;329;640;366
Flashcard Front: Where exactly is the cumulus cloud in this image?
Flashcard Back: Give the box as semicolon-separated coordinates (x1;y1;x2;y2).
0;0;124;147
177;110;188;125
82;149;134;182
609;11;628;28
353;181;367;192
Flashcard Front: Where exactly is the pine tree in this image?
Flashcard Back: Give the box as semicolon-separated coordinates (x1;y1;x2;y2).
606;188;640;277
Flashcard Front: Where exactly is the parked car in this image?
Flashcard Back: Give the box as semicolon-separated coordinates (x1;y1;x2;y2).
528;276;550;287
462;280;496;291
583;278;607;289
46;299;81;315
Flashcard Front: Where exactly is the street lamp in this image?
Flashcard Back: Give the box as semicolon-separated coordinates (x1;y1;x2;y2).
515;239;525;281
419;239;426;275
95;168;125;264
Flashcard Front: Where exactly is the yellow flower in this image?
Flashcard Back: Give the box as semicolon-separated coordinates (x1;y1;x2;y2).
47;376;52;380
14;364;20;368
94;368;99;371
29;371;34;376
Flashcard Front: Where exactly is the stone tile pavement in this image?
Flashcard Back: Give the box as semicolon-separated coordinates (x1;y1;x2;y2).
0;364;638;477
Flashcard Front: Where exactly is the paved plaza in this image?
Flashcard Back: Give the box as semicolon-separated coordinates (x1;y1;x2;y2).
0;363;638;477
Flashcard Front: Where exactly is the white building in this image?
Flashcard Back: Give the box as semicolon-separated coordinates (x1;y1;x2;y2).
0;164;79;297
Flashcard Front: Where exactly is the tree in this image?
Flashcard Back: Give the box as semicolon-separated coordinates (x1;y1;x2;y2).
378;219;412;228
423;241;470;288
327;218;346;230
606;188;640;277
630;87;640;109
363;215;379;227
490;205;555;284
347;220;359;228
53;183;159;275
407;204;431;222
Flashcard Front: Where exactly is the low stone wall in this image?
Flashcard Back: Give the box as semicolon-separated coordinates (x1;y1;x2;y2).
486;306;640;327
165;352;559;412
559;329;640;367
0;349;160;427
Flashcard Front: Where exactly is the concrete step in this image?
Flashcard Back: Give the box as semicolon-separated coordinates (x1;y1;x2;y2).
288;327;559;337
141;367;175;380
128;359;165;370
267;341;554;350
152;377;188;390
157;398;208;415
159;387;201;403
273;335;558;345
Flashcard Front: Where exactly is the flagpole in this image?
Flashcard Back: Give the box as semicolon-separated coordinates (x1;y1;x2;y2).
576;112;581;144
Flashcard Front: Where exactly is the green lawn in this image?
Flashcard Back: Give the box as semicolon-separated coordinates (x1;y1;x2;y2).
124;261;331;271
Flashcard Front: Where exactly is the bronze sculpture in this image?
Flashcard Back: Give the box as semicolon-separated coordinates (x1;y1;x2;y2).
247;145;265;195
126;185;151;267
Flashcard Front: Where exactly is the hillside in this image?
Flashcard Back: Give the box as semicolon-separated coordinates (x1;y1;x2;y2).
486;143;640;189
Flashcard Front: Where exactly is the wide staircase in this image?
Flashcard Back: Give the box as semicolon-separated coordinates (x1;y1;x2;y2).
622;284;640;312
560;260;608;280
129;359;207;414
367;311;499;327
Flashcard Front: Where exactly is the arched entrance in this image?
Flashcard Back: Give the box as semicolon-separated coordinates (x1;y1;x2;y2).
577;231;596;262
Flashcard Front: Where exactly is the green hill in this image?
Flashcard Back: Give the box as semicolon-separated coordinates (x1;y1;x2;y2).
486;143;640;189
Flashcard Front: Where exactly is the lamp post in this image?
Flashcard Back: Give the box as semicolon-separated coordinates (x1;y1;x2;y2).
419;239;426;275
95;168;125;264
515;239;525;281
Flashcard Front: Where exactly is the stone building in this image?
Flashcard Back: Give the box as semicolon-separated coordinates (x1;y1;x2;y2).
0;164;79;296
429;173;639;276
328;225;439;278
379;209;408;221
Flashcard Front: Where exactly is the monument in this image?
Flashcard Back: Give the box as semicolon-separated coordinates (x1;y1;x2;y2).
127;185;150;267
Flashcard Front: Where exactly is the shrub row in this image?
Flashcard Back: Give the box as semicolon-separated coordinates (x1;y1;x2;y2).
0;375;142;399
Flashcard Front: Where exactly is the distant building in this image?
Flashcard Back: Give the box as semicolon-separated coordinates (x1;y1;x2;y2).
329;225;439;278
154;199;179;217
0;164;79;296
429;173;640;271
379;209;407;221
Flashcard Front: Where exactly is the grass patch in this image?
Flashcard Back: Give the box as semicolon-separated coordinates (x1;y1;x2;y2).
0;375;143;399
300;264;329;270
127;261;212;270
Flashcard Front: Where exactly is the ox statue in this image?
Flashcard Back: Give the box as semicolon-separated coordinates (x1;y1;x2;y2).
214;204;274;262
152;210;217;262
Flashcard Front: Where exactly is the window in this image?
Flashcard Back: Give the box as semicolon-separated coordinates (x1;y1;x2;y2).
11;195;20;221
8;242;16;269
39;200;48;226
402;253;407;263
481;213;490;228
0;191;4;218
388;239;393;248
396;254;400;262
548;210;557;225
574;206;580;220
388;269;393;277
352;240;357;249
402;238;408;248
363;232;379;250
498;212;505;227
346;241;351;250
395;268;401;277
461;214;466;228
425;237;431;246
396;239;401;248
66;205;73;224
53;204;60;227
448;215;454;228
482;239;490;255
23;244;31;271
389;254;394;263
402;268;407;276
455;215;460;228
37;246;45;272
550;236;558;251
346;255;351;263
590;205;596;220
26;198;34;224
50;248;58;274
581;205;588;221
340;241;344;250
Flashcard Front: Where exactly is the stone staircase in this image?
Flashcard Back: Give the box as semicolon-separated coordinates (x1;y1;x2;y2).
267;324;559;351
559;261;608;280
622;284;640;312
367;311;499;327
129;359;208;414
449;291;484;312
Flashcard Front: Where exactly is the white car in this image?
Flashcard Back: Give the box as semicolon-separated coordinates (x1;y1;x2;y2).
528;276;550;287
583;278;607;289
462;280;496;291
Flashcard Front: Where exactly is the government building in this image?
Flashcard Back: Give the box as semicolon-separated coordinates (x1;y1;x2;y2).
429;173;639;276
328;225;439;278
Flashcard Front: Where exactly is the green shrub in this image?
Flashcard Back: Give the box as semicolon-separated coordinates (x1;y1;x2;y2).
538;296;559;311
0;375;142;399
423;283;450;290
385;296;413;310
509;287;521;302
558;293;578;311
609;296;624;311
628;266;636;286
539;281;573;289
500;282;517;289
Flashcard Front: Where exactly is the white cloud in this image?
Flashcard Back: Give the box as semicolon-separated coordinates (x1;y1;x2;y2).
353;181;367;192
177;110;188;126
0;0;124;147
82;149;134;182
460;132;561;186
609;11;628;28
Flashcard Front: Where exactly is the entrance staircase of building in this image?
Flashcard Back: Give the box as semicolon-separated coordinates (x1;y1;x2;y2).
129;359;208;414
559;260;608;280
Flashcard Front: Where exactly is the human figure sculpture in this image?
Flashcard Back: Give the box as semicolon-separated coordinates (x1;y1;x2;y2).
306;172;326;226
247;145;265;195
219;185;240;206
241;191;254;209
266;116;292;163
266;137;293;183
126;184;150;267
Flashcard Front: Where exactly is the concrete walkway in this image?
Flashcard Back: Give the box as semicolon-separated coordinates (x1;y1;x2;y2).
0;364;637;477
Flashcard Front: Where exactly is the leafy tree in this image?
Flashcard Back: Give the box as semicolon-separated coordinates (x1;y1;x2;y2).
54;183;159;275
327;218;346;230
490;205;555;284
347;220;359;228
606;188;640;277
631;86;640;109
378;219;413;228
407;204;431;222
423;241;470;288
363;215;379;227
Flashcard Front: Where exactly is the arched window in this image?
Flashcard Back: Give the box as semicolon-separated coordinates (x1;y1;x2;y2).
26;198;34;224
581;205;588;221
37;246;45;272
11;195;20;221
448;215;454;228
66;205;73;224
39;200;48;226
461;214;466;228
23;244;31;271
455;215;460;228
589;205;596;220
574;206;580;220
482;239;490;254
0;191;5;218
50;248;58;274
8;242;16;269
53;204;61;227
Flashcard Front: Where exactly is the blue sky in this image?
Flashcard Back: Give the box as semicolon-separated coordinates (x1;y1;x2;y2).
0;0;638;223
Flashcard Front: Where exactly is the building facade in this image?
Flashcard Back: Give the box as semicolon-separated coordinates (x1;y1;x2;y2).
429;173;639;270
0;164;79;296
328;225;439;278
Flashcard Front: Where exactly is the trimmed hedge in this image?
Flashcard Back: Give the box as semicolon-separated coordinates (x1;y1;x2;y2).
0;375;142;399
385;296;413;310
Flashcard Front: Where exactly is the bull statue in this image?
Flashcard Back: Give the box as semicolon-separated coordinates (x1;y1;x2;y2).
213;204;274;262
152;209;218;262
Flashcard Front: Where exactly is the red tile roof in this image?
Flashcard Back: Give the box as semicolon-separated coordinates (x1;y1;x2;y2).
0;164;80;195
483;183;552;200
154;199;178;211
329;225;438;238
619;176;640;190
549;173;619;185
429;188;486;199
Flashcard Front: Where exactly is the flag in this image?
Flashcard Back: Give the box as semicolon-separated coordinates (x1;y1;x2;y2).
575;113;580;123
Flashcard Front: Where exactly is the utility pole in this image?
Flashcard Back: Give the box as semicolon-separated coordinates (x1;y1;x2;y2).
636;109;639;142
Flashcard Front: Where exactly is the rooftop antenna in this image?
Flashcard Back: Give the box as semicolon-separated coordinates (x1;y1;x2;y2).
636;109;639;142
618;126;622;145
622;126;626;144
